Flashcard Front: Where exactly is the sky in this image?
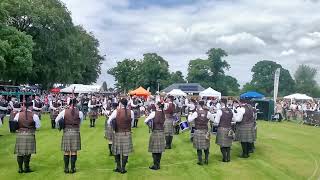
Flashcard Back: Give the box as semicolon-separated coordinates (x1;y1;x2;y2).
61;0;320;87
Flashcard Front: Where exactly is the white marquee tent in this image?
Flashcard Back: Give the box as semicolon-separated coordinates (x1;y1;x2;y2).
167;89;187;96
283;93;313;100
199;87;222;99
60;84;102;94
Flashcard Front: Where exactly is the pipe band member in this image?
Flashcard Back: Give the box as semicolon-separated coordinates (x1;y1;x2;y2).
144;102;166;170
13;100;41;173
214;99;239;162
233;100;256;158
88;95;99;128
188;100;215;165
55;98;84;173
32;95;43;120
164;96;175;149
107;98;134;174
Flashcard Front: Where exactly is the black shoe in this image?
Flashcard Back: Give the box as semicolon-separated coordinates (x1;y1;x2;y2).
240;154;249;158
71;168;76;173
18;169;23;173
149;165;159;170
24;168;33;173
64;168;69;174
197;162;203;166
114;168;121;173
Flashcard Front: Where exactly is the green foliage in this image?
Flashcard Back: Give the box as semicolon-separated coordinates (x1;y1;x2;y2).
0;0;103;88
244;60;295;96
166;71;186;85
0;25;34;84
187;49;239;96
294;64;320;97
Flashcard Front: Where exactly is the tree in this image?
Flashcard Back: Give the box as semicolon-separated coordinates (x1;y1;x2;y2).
2;0;103;88
0;25;34;84
246;60;295;96
108;59;141;92
102;81;108;91
294;64;320;97
139;53;171;93
187;49;239;96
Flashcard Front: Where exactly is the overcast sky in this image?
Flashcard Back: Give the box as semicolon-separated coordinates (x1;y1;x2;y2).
61;0;320;87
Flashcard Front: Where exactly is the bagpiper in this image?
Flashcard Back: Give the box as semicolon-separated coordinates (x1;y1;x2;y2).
104;101;117;156
144;102;166;170
107;98;134;174
13;100;41;173
234;100;256;158
55;98;84;173
9;99;21;133
32;95;43;120
164;96;175;149
214;99;238;162
50;96;62;129
88;95;100;128
0;95;8;125
188;100;214;165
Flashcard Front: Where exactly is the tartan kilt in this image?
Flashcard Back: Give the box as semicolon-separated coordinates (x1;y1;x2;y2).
193;130;210;150
112;132;133;155
148;130;166;153
236;123;255;143
105;124;114;142
89;111;98;119
50;110;59;121
164;118;174;136
216;127;233;147
15;132;36;155
133;109;140;119
61;128;81;151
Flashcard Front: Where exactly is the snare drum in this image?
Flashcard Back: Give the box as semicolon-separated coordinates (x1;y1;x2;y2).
179;121;189;132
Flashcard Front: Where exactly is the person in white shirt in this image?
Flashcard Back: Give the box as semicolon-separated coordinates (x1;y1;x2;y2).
13;100;40;173
144;102;166;170
55;98;84;174
32;95;43;120
88;95;100;128
185;98;197;142
0;95;8;125
188;100;215;165
107;98;134;174
163;96;175;149
213;99;241;162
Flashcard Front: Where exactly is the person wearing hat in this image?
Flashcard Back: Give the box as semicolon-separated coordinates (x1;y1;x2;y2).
0;95;8;125
214;98;239;162
13;100;41;173
188;100;215;165
233;100;256;158
32;95;43;120
144;101;166;170
9;99;21;133
88;95;100;127
50;96;62;129
55;98;84;173
107;98;134;174
163;96;175;149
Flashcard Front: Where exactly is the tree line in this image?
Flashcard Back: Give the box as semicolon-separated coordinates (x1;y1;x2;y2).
0;0;103;89
109;49;320;97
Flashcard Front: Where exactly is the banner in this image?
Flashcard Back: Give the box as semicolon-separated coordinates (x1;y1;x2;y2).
273;68;281;105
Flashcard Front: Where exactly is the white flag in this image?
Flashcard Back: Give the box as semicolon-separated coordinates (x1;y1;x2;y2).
273;68;281;105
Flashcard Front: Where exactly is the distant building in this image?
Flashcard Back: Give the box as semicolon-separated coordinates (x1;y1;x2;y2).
162;83;205;94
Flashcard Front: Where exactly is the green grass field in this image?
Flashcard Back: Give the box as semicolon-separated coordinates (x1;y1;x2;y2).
0;115;320;180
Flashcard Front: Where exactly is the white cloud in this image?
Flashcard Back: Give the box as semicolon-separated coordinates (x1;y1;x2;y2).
280;49;296;56
61;0;320;86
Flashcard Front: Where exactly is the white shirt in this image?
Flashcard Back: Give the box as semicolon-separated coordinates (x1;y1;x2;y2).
13;110;41;129
55;109;84;127
213;109;242;124
0;103;7;111
144;110;163;123
107;108;135;127
231;107;247;122
187;108;215;122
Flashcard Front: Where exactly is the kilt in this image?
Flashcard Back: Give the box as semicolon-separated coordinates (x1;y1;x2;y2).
164;118;174;136
216;127;233;147
112;132;133;155
133;109;140;119
15;132;36;155
193;129;210;150
236;123;255;143
61;128;81;152
105;124;114;142
148;130;166;153
50;110;59;121
89;111;98;119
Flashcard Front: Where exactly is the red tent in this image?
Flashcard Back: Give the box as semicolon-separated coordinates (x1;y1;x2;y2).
50;88;60;93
